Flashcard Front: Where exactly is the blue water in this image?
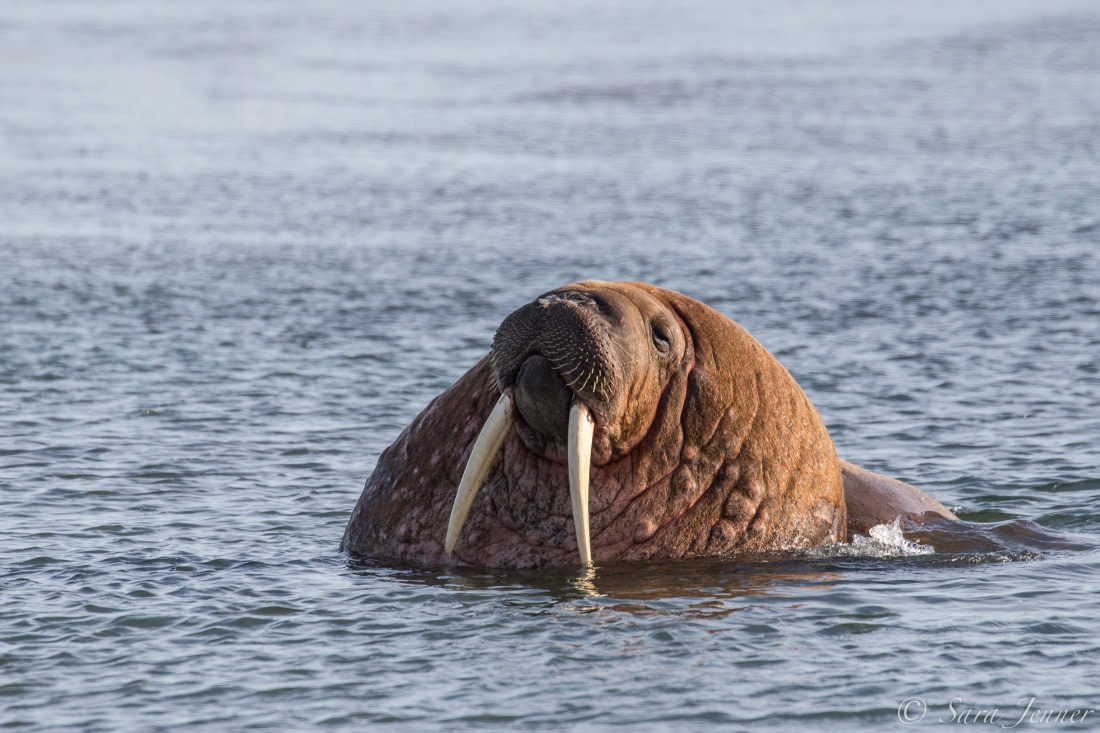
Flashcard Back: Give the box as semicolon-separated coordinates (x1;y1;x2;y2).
3;1;1099;730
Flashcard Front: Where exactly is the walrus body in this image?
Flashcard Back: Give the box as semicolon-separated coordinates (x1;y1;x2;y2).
341;281;954;569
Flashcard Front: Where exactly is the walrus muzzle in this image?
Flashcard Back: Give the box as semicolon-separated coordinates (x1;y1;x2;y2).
444;393;595;565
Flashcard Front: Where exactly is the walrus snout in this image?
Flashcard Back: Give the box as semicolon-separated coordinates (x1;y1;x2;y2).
514;355;572;444
490;289;619;408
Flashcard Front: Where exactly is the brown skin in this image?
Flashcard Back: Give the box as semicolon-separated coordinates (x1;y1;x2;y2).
841;460;956;536
341;281;953;569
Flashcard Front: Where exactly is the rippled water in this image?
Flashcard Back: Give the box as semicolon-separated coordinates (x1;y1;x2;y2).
3;1;1100;730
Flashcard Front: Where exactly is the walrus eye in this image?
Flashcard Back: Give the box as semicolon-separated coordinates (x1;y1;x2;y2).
651;321;672;354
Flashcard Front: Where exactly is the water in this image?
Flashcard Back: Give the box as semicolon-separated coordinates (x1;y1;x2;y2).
3;1;1100;730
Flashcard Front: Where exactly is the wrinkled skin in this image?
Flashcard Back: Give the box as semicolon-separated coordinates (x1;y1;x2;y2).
340;281;955;569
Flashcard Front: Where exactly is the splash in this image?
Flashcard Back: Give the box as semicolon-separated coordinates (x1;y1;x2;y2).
804;519;936;559
848;519;935;557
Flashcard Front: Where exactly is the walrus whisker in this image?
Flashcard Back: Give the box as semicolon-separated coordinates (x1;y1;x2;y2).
568;402;595;566
554;353;586;384
560;367;585;391
577;363;595;394
444;392;515;554
557;356;595;393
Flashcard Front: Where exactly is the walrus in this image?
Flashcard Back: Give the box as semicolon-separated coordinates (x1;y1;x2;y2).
341;281;955;569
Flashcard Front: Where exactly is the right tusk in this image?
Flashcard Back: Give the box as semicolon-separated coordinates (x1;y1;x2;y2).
568;402;595;566
445;392;515;554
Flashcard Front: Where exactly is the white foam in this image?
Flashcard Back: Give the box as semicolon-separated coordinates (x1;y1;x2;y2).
849;519;935;557
806;518;936;559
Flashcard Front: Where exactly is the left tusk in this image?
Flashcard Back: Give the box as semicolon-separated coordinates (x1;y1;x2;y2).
445;392;515;554
568;402;595;566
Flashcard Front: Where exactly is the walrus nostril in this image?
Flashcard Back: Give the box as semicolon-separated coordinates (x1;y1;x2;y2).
514;355;572;444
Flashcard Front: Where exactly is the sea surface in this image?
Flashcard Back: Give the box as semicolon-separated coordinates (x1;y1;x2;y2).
3;1;1100;730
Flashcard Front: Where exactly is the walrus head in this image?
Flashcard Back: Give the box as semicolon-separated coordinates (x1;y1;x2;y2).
445;281;690;564
493;284;686;459
341;281;847;570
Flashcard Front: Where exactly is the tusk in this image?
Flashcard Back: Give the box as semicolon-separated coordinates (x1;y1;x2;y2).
568;402;595;566
445;392;515;554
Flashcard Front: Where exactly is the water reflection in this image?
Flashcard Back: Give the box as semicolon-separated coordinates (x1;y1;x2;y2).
345;513;1095;612
347;554;846;609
